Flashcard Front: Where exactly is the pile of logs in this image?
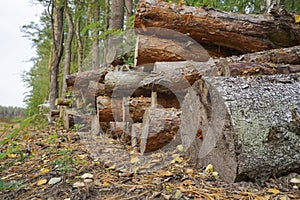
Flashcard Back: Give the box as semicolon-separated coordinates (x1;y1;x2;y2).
60;0;300;183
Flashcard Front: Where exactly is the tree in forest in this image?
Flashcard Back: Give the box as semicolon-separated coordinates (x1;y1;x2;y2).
48;0;65;110
61;0;74;98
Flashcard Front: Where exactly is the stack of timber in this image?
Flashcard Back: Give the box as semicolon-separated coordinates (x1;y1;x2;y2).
62;0;300;183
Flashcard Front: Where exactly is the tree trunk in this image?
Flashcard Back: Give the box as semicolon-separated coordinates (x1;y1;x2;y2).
134;0;300;58
125;0;133;20
92;0;100;70
75;0;83;72
62;1;74;98
109;0;124;29
180;73;300;182
49;0;64;110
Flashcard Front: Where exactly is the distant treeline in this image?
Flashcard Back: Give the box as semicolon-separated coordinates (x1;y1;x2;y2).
0;105;25;122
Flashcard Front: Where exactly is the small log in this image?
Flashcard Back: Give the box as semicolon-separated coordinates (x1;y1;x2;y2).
181;73;300;182
135;0;300;59
62;109;77;130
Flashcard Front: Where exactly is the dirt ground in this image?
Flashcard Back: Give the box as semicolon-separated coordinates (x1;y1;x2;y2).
0;124;299;200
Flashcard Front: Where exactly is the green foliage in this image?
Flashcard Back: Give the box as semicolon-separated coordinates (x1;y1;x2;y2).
0;115;36;160
51;149;76;173
21;10;52;117
0;180;27;191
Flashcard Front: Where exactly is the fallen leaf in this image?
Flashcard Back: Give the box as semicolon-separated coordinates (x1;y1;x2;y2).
171;157;183;164
204;164;214;173
83;179;93;183
107;164;116;170
176;145;184;152
183;179;195;186
212;171;219;179
48;177;62;185
267;188;280;195
279;195;290;200
81;173;93;179
73;181;85;188
295;15;300;23
185;168;194;175
174;190;182;199
290;178;300;184
103;181;110;186
165;185;172;192
8;154;17;158
130;156;140;164
40;168;50;174
159;170;173;177
37;179;47;186
77;154;87;159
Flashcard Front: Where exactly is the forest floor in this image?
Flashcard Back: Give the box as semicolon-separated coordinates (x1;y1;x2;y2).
0;123;299;200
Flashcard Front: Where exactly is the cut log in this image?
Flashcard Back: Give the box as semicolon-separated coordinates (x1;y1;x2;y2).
134;33;210;67
140;61;300;97
180;73;300;182
224;45;300;65
134;0;300;61
67;69;107;91
140;107;181;153
104;71;149;97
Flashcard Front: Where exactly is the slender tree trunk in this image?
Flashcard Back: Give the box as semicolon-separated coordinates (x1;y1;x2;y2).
62;1;74;98
49;0;64;110
125;0;133;20
107;0;124;65
109;0;124;29
92;0;100;70
75;0;83;72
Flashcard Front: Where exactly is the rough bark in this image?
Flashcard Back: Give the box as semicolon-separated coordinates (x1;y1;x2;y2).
104;71;149;96
138;61;300;105
62;1;74;98
49;0;64;110
92;1;100;70
135;33;210;67
134;0;300;59
75;0;83;72
181;73;300;182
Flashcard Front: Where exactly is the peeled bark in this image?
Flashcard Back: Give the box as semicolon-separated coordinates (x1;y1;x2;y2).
180;73;300;182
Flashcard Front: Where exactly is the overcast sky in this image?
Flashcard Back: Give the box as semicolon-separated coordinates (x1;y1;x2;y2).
0;1;42;108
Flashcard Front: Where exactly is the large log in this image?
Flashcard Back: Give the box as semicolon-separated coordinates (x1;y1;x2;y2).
134;0;300;64
140;61;300;97
134;32;210;67
180;73;300;182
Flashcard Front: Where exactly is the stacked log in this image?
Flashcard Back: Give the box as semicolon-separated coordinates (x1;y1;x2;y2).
61;0;300;182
